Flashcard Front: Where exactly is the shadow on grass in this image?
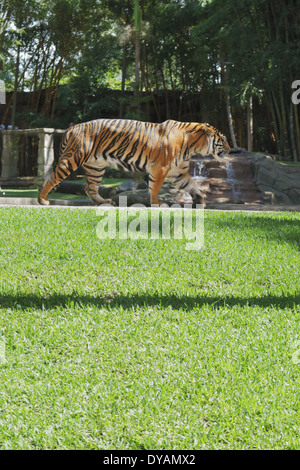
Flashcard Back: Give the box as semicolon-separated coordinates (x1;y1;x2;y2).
1;291;299;311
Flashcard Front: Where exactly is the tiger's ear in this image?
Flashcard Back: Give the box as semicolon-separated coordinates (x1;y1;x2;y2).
203;123;214;136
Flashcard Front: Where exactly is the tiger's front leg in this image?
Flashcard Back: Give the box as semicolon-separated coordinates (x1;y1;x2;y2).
82;162;114;206
148;165;170;206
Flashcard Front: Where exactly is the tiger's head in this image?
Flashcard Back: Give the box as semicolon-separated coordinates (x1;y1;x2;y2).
203;123;231;162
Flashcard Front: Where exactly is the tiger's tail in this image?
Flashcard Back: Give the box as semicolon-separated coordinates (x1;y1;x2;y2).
38;129;79;205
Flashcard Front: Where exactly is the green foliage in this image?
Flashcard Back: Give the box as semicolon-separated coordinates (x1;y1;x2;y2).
192;0;300;159
1;0;299;157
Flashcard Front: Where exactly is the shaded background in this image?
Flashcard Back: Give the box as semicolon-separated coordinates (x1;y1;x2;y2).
0;0;299;160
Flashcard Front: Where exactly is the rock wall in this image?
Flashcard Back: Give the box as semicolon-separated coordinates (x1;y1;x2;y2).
190;154;261;204
247;153;300;204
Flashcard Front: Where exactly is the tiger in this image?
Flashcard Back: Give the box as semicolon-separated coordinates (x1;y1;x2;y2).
38;119;231;207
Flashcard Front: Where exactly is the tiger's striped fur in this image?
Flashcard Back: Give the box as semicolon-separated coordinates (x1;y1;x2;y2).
38;119;230;206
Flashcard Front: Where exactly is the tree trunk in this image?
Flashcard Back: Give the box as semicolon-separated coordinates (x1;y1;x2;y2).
279;80;291;160
50;58;63;119
134;0;142;97
294;103;300;161
270;89;284;159
247;95;253;152
225;89;237;148
221;56;237;148
11;43;20;128
289;101;298;162
119;45;127;118
134;32;141;96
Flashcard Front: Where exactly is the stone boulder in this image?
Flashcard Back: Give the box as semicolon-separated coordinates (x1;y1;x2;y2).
247;153;300;204
117;179;139;193
112;181;193;207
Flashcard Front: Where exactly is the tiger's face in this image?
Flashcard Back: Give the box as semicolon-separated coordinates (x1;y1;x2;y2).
205;123;231;162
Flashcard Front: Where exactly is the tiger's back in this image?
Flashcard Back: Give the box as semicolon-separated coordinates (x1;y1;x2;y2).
61;119;183;171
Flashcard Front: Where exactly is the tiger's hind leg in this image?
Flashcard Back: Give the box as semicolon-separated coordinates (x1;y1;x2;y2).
38;156;78;205
82;162;114;205
167;170;206;207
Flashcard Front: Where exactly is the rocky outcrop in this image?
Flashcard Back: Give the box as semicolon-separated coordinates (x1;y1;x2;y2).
190;154;262;204
112;181;193;206
247;153;300;204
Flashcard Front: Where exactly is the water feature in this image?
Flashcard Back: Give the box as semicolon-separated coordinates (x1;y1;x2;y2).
225;161;242;201
189;154;261;204
190;158;208;181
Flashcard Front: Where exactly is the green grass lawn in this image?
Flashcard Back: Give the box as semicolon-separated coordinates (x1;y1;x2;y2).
0;208;300;449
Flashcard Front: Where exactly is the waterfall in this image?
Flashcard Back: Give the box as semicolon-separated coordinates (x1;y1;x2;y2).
191;159;207;181
225;161;242;200
189;154;260;205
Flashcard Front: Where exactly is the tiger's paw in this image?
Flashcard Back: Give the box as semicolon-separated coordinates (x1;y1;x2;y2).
192;194;206;208
99;199;116;206
38;196;50;205
151;200;168;207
